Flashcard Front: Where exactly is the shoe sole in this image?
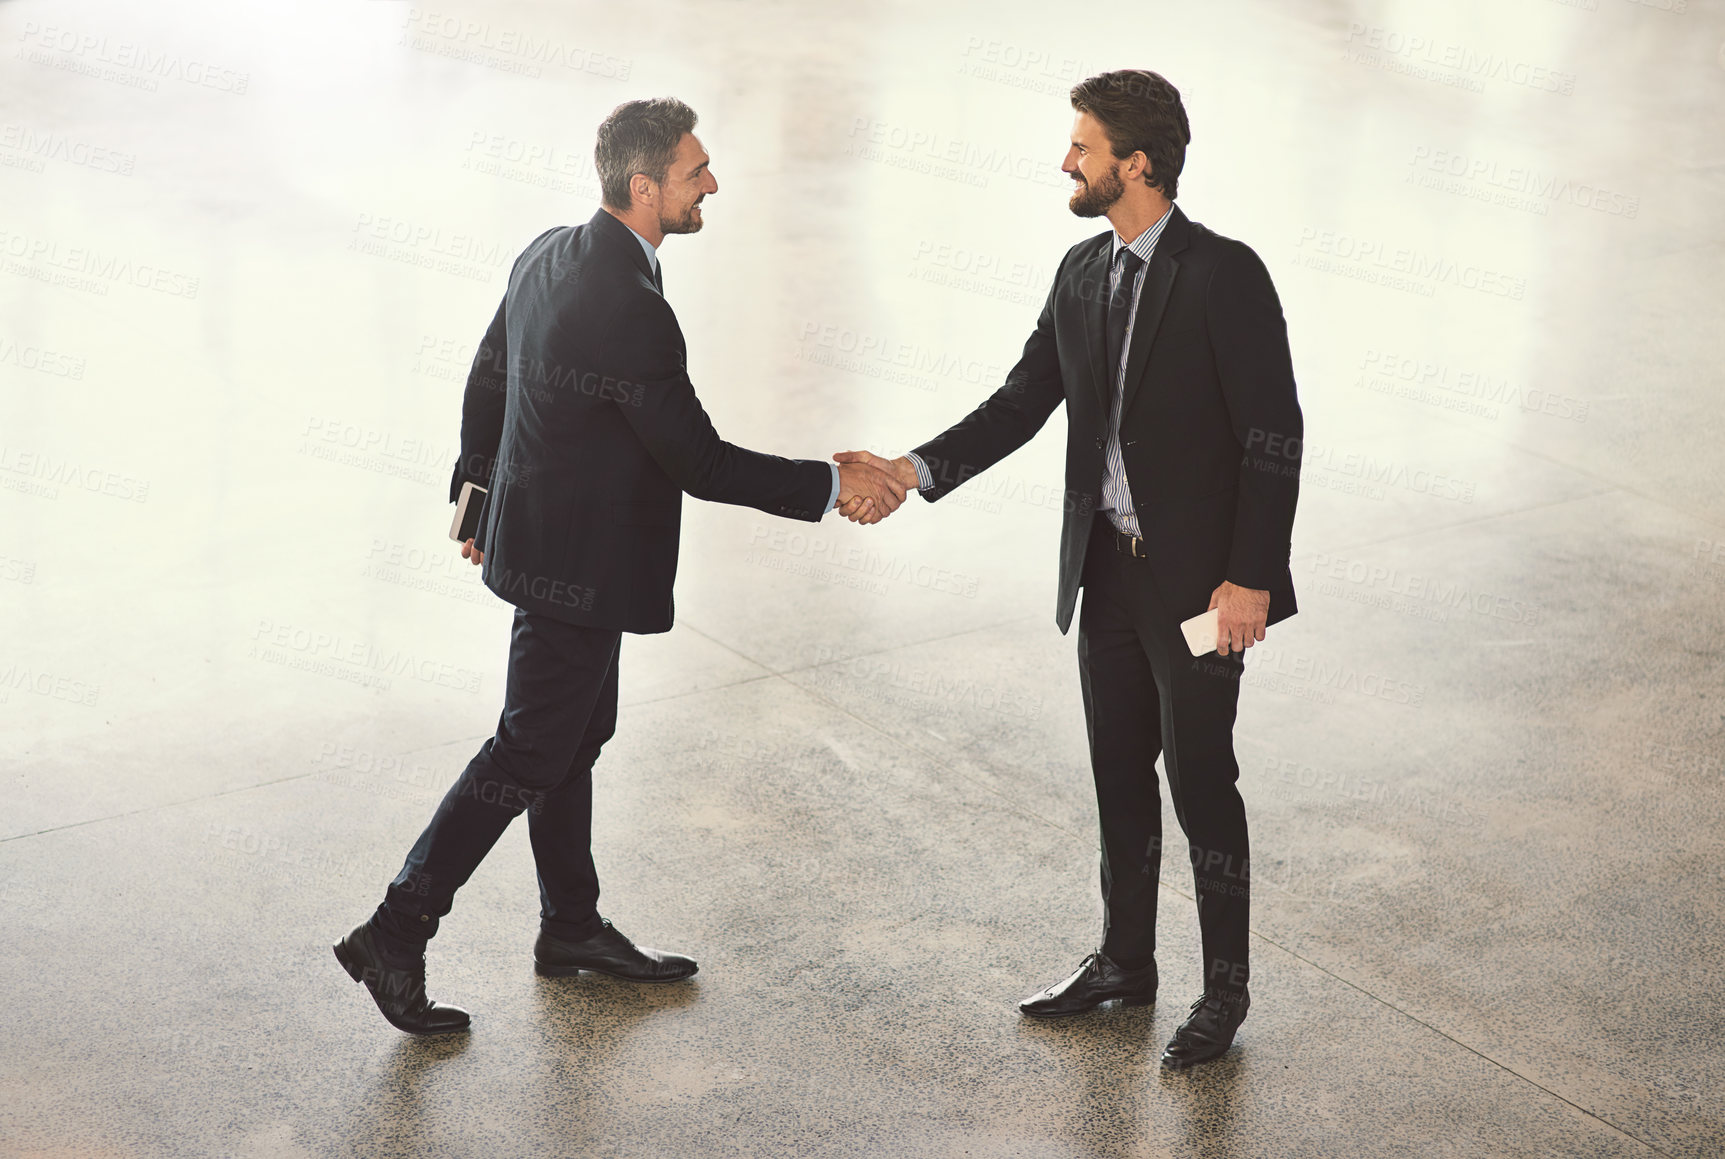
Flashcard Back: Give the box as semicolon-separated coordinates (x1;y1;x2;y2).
332;941;470;1036
533;960;698;983
1018;994;1154;1019
1160;1044;1234;1068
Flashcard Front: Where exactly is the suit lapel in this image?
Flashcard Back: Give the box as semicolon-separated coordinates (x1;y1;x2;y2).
1119;204;1189;420
1077;236;1114;415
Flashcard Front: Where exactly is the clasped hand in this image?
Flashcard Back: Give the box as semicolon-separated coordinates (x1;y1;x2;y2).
832;450;920;525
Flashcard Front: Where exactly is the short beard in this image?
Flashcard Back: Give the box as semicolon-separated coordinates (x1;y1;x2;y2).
660;200;704;235
1068;163;1125;218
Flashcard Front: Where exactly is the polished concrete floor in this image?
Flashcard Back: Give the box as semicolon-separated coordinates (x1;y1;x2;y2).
4;0;1724;1155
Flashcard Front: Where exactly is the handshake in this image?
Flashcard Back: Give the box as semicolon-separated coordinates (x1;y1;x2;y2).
831;450;921;525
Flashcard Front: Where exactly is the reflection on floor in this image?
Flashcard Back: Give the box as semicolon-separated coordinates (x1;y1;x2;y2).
2;0;1722;1155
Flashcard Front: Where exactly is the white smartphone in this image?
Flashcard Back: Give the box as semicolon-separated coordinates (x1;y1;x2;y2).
449;481;488;543
1179;608;1221;657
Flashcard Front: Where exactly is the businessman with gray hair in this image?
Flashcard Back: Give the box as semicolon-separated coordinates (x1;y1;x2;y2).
334;98;907;1034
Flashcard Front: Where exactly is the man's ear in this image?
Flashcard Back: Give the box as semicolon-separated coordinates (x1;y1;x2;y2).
629;172;655;207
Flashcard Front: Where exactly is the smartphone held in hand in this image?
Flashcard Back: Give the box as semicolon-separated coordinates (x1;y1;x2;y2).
449;482;487;543
1179;608;1221;657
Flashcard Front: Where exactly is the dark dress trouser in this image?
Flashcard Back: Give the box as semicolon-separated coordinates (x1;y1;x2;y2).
1078;519;1251;994
372;608;622;952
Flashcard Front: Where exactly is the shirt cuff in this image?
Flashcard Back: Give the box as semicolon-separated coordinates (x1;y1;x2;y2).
903;451;934;492
826;462;841;513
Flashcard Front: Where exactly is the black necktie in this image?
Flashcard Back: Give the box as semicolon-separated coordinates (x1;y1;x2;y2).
652;260;663;296
1105;247;1143;386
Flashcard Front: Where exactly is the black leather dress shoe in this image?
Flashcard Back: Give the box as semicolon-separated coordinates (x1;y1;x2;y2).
1161;988;1250;1068
534;919;698;982
333;922;471;1036
1018;951;1157;1018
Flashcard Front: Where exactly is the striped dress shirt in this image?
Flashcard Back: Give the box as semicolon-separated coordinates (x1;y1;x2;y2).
904;204;1175;536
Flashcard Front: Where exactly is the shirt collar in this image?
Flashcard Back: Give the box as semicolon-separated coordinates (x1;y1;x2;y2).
623;222;659;273
1111;202;1174;264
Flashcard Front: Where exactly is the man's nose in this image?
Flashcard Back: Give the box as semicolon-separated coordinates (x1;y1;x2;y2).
705;171;719;194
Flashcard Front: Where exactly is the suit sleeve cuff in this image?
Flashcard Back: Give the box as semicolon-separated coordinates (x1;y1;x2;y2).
903;451;934;492
826;462;841;513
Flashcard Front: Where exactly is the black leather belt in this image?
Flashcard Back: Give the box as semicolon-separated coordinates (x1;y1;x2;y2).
1095;518;1148;560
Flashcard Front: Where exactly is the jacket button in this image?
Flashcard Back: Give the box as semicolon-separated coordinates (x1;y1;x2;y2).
1094;438;1102;450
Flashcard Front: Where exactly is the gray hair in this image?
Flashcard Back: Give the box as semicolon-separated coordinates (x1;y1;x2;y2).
594;98;698;210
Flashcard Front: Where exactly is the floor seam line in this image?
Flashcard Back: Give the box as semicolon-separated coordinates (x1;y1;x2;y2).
1377;401;1725;538
1233;922;1670;1154
726;663;1672;1154
1309;484;1621;555
0;772;325;845
678;614;1042;680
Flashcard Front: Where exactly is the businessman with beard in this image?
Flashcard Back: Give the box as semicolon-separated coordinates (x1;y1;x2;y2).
333;98;907;1034
839;70;1302;1067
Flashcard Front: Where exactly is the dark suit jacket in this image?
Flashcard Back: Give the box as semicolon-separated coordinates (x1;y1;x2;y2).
450;209;833;634
911;204;1303;634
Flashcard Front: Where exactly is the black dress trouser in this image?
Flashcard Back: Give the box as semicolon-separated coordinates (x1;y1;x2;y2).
1077;519;1251;994
371;608;622;952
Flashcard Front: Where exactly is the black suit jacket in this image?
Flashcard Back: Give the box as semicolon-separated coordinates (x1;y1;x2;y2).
450;209;833;634
911;204;1303;634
